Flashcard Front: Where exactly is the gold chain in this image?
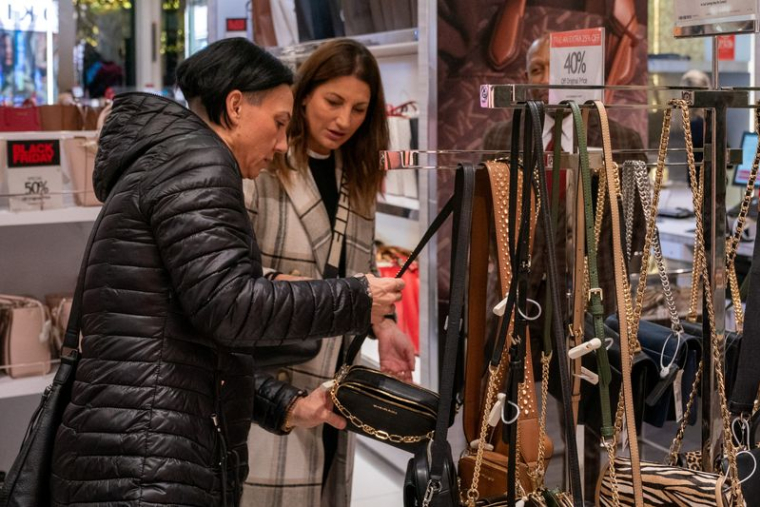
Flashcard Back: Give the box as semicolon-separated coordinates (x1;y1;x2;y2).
466;361;507;505
329;370;434;445
679;101;745;505
528;352;552;490
726;106;760;333
668;360;704;464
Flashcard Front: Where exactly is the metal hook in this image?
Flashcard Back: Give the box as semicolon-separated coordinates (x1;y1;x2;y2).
517;298;542;322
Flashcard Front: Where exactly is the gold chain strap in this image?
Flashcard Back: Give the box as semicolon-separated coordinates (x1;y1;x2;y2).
726;106;760;333
668;361;704;464
680;100;744;504
528;352;552;491
329;368;434;445
466;361;507;506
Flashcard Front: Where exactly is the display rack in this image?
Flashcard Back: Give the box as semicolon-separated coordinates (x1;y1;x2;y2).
478;77;753;472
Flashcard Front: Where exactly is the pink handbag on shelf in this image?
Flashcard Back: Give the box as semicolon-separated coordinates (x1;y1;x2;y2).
0;295;52;379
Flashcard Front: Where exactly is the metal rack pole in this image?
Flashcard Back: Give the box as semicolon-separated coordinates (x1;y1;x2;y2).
685;86;749;471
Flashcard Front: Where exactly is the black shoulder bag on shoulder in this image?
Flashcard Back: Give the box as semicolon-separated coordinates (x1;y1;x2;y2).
0;191;114;507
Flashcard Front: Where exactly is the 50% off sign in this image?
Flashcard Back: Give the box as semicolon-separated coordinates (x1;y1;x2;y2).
549;28;605;104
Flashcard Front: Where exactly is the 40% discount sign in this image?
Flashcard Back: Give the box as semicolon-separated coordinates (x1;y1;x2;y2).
549;28;605;104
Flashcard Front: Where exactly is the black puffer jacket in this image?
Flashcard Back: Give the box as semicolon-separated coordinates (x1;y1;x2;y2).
50;93;372;506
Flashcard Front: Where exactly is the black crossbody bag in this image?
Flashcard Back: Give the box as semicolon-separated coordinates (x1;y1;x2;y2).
0;187;115;506
402;164;475;506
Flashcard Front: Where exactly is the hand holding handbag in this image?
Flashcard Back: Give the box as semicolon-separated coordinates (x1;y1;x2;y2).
330;166;474;457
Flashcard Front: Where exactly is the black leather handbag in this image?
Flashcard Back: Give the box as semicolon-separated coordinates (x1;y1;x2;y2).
0;187;112;507
403;440;459;507
400;165;474;506
331;166;473;454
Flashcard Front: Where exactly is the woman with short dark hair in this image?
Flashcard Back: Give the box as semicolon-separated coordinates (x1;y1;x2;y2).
49;38;403;507
242;39;415;507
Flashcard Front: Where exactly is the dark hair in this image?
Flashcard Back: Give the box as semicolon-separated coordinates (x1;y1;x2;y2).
175;38;293;127
274;39;388;215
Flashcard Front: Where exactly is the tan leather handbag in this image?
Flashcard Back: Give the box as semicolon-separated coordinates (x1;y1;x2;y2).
0;295;52;378
63;137;99;206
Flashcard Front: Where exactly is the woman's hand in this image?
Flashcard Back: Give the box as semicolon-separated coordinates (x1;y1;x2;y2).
364;274;405;325
374;319;416;382
288;387;346;430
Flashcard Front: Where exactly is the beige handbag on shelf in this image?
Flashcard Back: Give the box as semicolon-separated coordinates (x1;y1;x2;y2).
63;104;110;207
0;295;52;378
63;137;99;206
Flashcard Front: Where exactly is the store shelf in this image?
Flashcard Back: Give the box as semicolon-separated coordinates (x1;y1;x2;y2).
0;369;55;400
648;59;752;75
273;28;418;63
377;194;420;219
0;206;101;227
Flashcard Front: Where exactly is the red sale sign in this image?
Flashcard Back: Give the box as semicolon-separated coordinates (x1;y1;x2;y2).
718;35;736;61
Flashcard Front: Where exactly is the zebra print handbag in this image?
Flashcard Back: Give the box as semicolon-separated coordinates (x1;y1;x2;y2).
596;458;731;506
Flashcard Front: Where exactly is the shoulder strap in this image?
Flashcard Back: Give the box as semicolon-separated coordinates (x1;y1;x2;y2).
322;170;351;279
564;100;615;439
463;168;494;443
586;99;644;506
61;187;118;363
429;164;476;480
526;100;583;505
342;194;455;366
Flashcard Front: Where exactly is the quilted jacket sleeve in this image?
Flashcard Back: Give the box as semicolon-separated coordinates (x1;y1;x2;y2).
140;143;372;348
252;371;305;435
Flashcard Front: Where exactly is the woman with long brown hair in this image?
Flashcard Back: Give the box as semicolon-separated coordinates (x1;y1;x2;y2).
242;39;415;507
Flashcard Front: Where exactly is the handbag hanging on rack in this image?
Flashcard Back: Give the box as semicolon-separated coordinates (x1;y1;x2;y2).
330;165;474;457
596;99;745;507
474;102;581;507
459;108;554;504
401;165;474;506
0;185;115;507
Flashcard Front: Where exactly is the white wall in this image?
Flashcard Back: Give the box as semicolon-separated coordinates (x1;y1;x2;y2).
207;0;252;43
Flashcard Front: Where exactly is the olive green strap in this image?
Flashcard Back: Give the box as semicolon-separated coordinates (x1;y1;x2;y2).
565;100;614;439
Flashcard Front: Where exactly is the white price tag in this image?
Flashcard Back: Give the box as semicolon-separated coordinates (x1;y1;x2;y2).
674;369;685;424
5;139;64;211
549;28;605;105
675;0;757;28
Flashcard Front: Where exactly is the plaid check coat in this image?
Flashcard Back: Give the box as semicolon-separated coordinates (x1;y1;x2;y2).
241;154;377;507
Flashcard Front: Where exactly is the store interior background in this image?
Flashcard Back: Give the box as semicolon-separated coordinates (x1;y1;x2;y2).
2;0;760;505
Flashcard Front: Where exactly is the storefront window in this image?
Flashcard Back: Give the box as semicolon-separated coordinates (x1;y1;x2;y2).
74;0;135;99
0;0;58;106
186;0;208;56
161;0;184;92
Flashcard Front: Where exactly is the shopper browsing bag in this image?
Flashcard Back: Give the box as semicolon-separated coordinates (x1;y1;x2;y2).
31;38;404;507
242;39;416;507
